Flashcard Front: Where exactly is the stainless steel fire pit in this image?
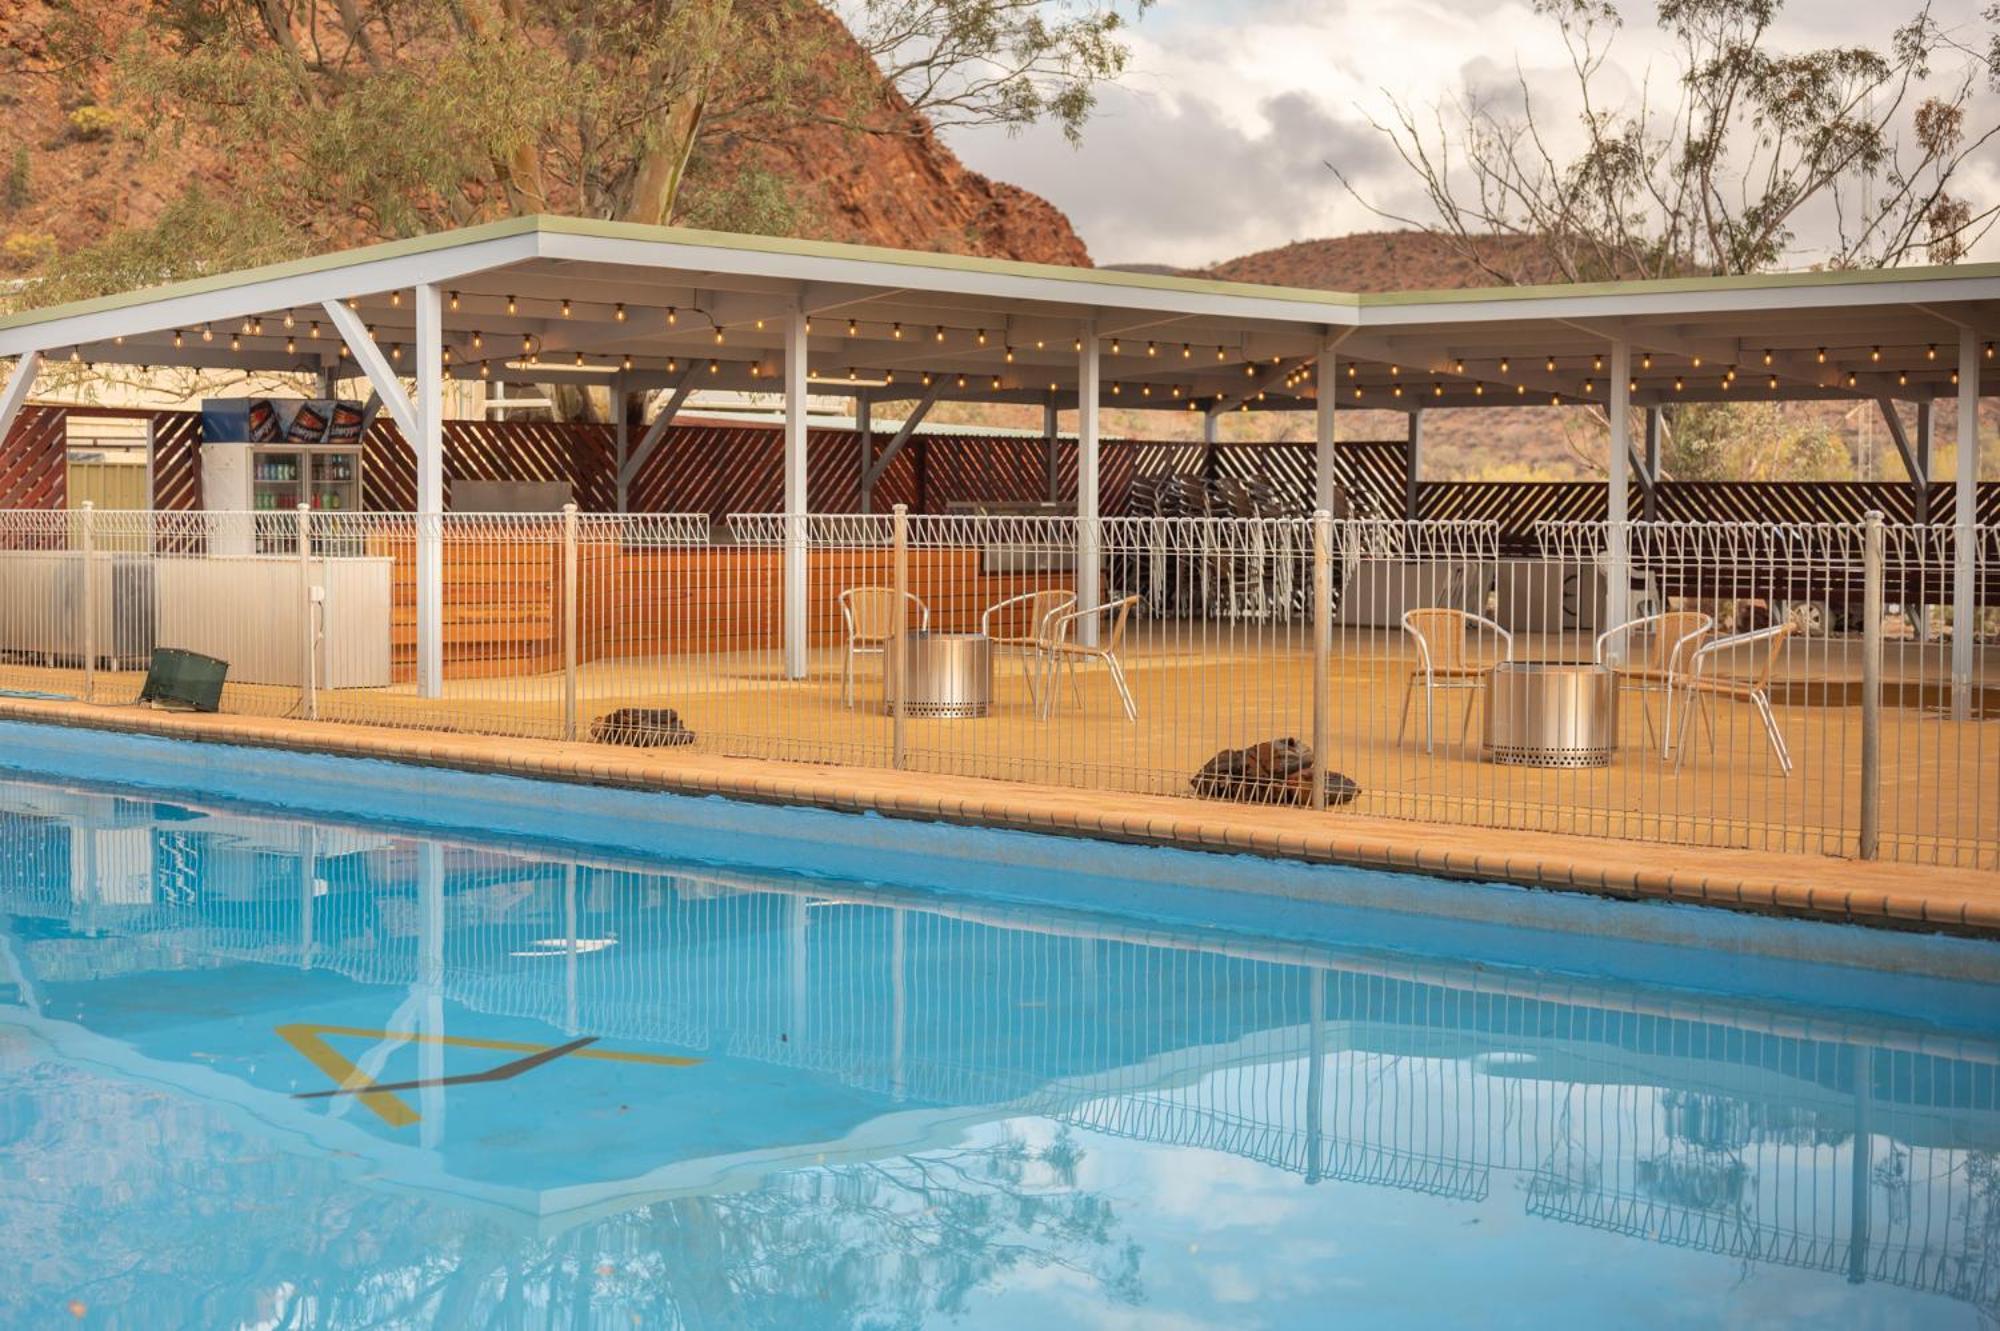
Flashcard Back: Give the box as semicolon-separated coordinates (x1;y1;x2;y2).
883;631;992;718
1483;661;1617;768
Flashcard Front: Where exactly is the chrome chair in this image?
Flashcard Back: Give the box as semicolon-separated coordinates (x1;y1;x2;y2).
1039;594;1141;721
839;586;928;707
1595;610;1714;757
980;589;1075;705
1399;607;1514;752
1673;621;1798;775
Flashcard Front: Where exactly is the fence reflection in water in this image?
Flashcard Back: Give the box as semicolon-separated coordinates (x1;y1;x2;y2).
3;782;1996;1317
0;506;1992;867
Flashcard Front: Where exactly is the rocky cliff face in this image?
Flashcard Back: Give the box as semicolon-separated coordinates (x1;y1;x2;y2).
0;0;1091;274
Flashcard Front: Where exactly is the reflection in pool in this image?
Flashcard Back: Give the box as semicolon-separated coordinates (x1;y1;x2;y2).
0;776;1996;1328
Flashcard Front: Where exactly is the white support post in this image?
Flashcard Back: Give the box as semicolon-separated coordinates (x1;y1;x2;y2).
0;349;42;446
414;283;445;698
1404;408;1423;520
1043;393;1061;502
1076;320;1101;644
78;501;95;702
1606;340;1633;657
562;501;579;740
855;393;874;514
611;374;630;514
1316;344;1339;512
1953;328;1979;720
298;503;317;721
783;303;810;679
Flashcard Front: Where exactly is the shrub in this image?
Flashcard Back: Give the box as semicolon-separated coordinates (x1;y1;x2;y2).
2;147;27;213
1;231;58;269
67;105;119;141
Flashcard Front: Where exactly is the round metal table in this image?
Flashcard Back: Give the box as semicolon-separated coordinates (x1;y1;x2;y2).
1482;661;1618;768
883;631;991;718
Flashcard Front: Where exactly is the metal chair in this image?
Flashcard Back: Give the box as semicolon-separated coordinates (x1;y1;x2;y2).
1399;607;1513;752
1039;594;1141;721
839;586;928;707
980;589;1074;705
1595;610;1714;757
1673;621;1797;775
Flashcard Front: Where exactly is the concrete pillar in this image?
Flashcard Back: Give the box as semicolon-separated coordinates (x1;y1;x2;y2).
855;392;873;513
1315;345;1339;512
1043;393;1061;502
414;283;444;698
1606;340;1633;649
1953;329;1979;719
1077;321;1101;641
783;304;809;679
1404;408;1423;520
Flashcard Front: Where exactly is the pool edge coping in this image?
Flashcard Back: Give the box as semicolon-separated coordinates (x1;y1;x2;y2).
1;696;1994;940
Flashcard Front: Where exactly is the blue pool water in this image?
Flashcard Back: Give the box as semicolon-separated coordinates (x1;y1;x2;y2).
1;744;1997;1327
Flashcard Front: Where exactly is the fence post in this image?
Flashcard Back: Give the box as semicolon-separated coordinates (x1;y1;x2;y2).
892;503;908;769
1859;510;1883;860
297;503;317;721
562;502;579;742
1311;509;1332;810
78;500;96;703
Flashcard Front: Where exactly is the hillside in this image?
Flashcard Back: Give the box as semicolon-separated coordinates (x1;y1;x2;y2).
0;1;1090;275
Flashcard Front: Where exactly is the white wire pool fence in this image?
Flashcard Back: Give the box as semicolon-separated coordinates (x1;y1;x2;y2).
0;505;1993;869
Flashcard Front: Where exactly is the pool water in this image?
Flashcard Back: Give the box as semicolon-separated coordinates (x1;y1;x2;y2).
2;772;1997;1329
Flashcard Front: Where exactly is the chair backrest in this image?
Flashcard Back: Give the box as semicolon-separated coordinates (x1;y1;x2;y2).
1645;610;1712;671
1697;621;1796;688
1026;589;1075;641
841;587;922;640
1403;607;1470;669
1101;594;1139;651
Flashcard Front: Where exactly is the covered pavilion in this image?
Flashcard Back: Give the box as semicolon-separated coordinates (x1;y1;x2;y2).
0;214;1993;703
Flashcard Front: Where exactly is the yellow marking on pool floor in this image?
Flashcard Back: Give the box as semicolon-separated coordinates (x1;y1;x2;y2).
276;1023;697;1128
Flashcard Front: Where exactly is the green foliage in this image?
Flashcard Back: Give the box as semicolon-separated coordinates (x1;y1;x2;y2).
0;231;58;270
1661;402;1856;481
2;148;29;214
27;187;303;307
674;163;814;238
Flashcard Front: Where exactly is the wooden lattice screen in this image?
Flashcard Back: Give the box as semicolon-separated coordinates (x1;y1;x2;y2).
3;407;1994;535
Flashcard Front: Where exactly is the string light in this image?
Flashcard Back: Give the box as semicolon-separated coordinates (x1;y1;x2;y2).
993;376;1003;390
667;307;677;325
1768;375;1779;390
286;337;296;354
310;322;320;339
893;323;904;340
522;333;534;354
936;326;947;343
506;296;517;314
1147;341;1157;357
847;318;859;336
472;331;484;349
709;359;720;375
449;292;460;312
977;328;988;346
1762;349;1773;366
754;319;764;331
390;291;401;307
1816;348;1826;363
1898;371;1908;386
1690;355;1703;368
1473;383;1484;397
614;303;626;322
284;311;295;329
1673;377;1684;392
622;354;634;371
713;328;725;345
1004;347;1015;363
1545;356;1556;373
172;330;183;348
228;334;239;351
1433;382;1444;397
1641;353;1653;370
442;347;452;366
1110;339;1121;355
1592;354;1603;371
1181;343;1191;359
1498;357;1510;373
201;324;214;343
479;362;491;379
1847;372;1859;387
1347;364;1357;379
1870;346;1881;362
1215;346;1226;361
1454;359;1466;374
1583;380;1594;393
667;359;678;372
575;352;585;367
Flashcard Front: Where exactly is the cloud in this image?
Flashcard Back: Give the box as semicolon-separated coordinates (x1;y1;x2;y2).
953;84;1396;268
940;0;2000;269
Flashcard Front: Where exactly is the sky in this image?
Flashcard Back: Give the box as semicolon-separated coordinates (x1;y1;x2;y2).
939;0;2000;270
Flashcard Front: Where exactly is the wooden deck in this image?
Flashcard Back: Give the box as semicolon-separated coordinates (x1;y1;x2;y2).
12;623;1994;870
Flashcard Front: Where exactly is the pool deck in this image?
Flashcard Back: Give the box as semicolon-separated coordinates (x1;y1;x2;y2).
3;694;1995;939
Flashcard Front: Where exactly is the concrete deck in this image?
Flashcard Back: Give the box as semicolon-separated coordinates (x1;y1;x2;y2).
1;694;1995;940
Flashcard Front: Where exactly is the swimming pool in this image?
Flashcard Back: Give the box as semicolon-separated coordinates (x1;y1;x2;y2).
1;738;1997;1328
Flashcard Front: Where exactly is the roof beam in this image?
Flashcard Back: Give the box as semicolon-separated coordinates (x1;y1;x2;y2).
863;379;945;489
619;371;697;489
322;299;419;445
0;350;42;445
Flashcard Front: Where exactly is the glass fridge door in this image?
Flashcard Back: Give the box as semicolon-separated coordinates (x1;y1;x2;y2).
312;450;359;511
